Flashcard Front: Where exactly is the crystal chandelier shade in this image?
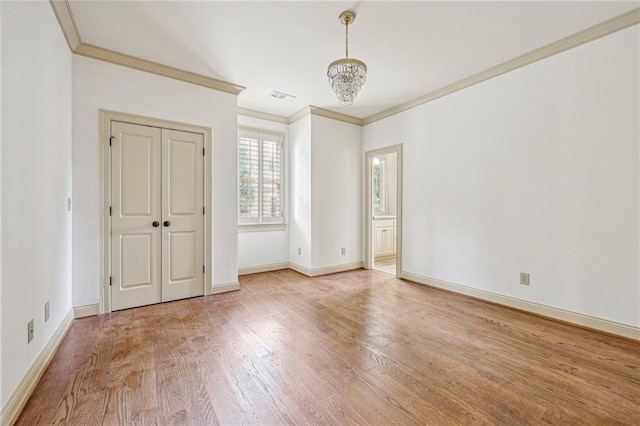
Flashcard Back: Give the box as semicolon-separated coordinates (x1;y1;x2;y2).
328;59;367;106
327;11;367;106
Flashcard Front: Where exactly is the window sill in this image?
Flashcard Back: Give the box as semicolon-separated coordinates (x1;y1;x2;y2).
238;223;287;233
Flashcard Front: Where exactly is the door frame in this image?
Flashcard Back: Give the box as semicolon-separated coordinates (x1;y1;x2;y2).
364;144;403;277
99;110;213;314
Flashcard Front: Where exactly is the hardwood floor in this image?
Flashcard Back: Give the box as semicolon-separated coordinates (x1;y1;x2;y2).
373;256;396;275
16;269;640;425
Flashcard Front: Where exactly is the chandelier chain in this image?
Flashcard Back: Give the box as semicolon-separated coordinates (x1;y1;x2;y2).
345;20;349;58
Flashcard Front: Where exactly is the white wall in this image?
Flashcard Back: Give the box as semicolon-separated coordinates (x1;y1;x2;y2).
1;0;73;406
73;55;238;307
288;116;312;268
237;115;289;270
243;114;362;273
311;116;362;269
363;26;639;327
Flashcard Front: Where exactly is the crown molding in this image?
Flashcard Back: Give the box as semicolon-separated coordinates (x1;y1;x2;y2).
363;7;640;125
281;8;640;127
308;106;364;126
266;4;638;129
49;0;244;95
238;108;289;124
74;43;245;95
49;0;82;51
287;106;363;126
50;1;638;124
287;106;312;125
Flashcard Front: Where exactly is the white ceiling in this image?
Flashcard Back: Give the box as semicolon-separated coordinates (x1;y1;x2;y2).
68;1;638;119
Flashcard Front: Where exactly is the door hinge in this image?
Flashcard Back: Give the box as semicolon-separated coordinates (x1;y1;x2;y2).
109;206;112;216
109;276;112;286
109;136;115;146
203;147;205;156
203;265;205;274
203;206;205;215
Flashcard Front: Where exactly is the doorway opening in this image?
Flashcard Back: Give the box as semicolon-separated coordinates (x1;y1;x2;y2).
365;145;403;277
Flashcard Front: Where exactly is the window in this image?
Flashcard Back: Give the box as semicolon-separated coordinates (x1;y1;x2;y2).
373;157;386;214
238;128;284;225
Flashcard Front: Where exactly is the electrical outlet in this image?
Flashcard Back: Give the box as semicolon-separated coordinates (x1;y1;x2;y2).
520;272;530;286
27;319;34;343
297;247;301;255
45;301;50;322
341;247;346;255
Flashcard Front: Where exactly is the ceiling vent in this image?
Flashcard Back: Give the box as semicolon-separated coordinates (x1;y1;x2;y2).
269;91;296;101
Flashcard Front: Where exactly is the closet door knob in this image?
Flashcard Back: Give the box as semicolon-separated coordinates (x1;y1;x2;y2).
152;221;160;227
163;221;171;227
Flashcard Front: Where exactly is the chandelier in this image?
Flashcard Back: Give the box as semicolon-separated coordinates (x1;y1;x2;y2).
327;11;367;106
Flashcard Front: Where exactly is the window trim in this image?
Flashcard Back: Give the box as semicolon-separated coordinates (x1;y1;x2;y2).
238;223;287;233
238;126;285;227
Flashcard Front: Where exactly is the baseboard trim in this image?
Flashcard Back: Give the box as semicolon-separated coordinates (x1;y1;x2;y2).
289;261;364;277
401;271;640;341
238;262;290;276
288;262;312;276
310;261;364;277
211;281;240;295
73;303;99;319
0;309;74;425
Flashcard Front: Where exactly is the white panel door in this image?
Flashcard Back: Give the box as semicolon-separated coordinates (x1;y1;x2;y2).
111;122;162;311
161;129;204;302
111;123;204;311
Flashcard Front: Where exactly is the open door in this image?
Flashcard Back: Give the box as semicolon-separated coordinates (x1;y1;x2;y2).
365;145;403;277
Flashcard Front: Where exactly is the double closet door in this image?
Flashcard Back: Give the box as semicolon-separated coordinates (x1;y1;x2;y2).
110;121;204;311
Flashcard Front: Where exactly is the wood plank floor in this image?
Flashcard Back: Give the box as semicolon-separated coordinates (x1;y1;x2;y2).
373;256;396;275
16;269;640;425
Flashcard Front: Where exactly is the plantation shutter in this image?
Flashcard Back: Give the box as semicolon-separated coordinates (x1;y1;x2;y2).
238;128;284;226
238;130;260;223
262;134;282;223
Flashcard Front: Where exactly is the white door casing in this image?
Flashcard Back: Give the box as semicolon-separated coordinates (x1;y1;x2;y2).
110;121;204;311
365;145;403;277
